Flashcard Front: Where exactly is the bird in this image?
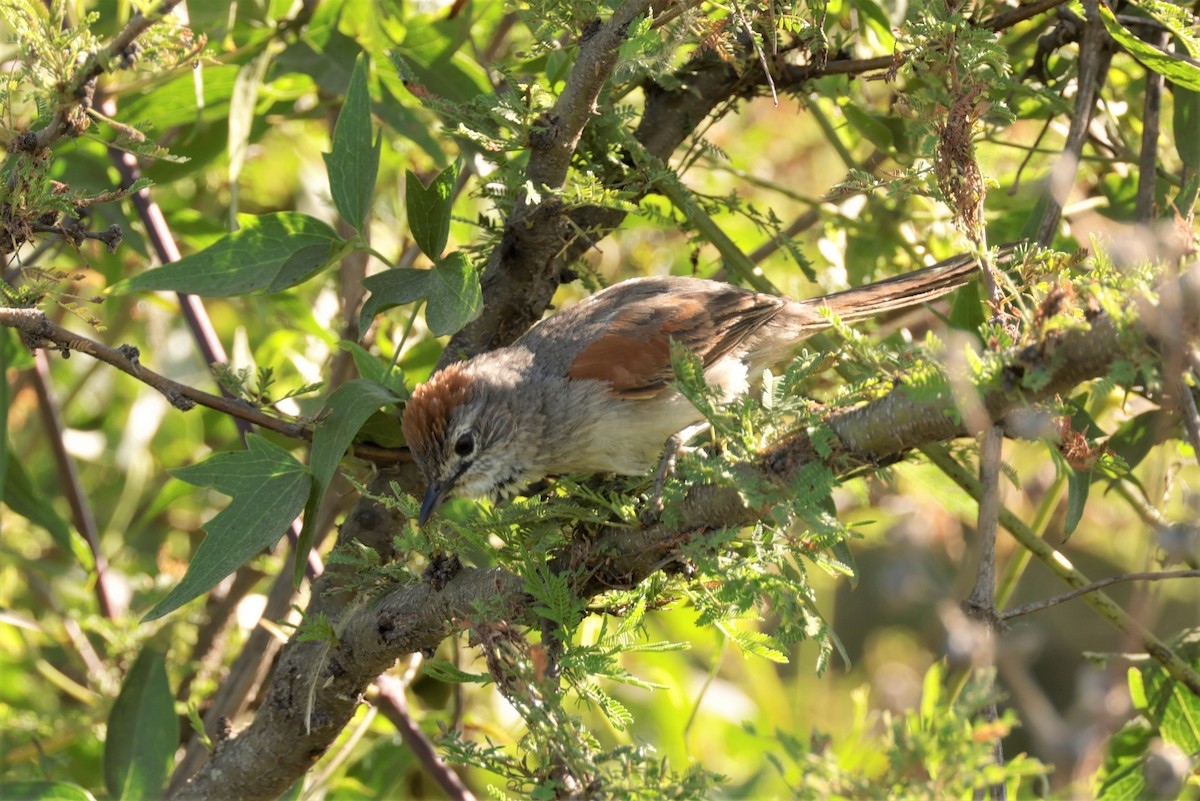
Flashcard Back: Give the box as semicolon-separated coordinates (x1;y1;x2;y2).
402;250;996;524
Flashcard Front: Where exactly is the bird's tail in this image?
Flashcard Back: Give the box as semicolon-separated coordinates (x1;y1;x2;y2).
816;243;1022;322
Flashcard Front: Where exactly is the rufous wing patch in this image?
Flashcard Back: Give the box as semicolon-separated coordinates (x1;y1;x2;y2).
567;331;672;397
567;298;709;397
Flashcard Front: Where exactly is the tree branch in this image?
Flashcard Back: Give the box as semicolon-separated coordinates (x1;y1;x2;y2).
172;264;1200;801
437;0;654;367
0;308;409;464
999;570;1200;620
12;0;187;154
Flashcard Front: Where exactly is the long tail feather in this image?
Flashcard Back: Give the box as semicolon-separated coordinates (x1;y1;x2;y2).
816;243;1022;321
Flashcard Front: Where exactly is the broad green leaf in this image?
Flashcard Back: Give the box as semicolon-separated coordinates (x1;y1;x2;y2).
296;380;400;581
1093;720;1153;801
118;65;241;130
1107;410;1179;471
104;649;177;801
115;213;343;297
229;52;271;187
1173;87;1200;171
0;781;98;801
1099;6;1200;92
841;103;894;153
425;251;482;336
1173;171;1200;219
310;380;400;490
393;11;491;103
1133;648;1200;755
144;436;311;620
324;54;381;231
2;453;73;550
338;342;409;395
406;162;458;260
948;279;986;335
357;267;430;333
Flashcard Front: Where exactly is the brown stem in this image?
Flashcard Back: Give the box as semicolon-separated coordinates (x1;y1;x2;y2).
1036;1;1113;245
1136;32;1167;223
0;308;408;464
13;0;187;154
29;350;118;619
374;673;478;801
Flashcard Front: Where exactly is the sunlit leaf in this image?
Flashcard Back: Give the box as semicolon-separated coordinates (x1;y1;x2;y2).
144;436;311;620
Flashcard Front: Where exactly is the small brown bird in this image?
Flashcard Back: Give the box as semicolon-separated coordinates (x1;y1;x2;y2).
403;252;989;523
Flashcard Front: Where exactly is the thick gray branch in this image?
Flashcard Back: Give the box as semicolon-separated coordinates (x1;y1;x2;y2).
173;267;1200;801
437;0;653;366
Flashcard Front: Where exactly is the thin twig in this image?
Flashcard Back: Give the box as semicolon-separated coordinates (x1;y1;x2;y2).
29;350;118;619
1036;0;1112;245
967;426;1006;801
732;0;776;105
14;0;186;154
1000;571;1200;620
374;673;477;801
922;444;1200;697
0;307;408;464
1135;31;1167;223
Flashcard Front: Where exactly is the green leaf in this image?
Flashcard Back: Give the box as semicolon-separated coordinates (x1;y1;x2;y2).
361;258;474;346
229;52;271;187
423;658;490;684
144;436;311;620
2;453;73;551
357;268;430;334
406;162;458;260
338;342;409;395
425;251;482;336
948;279;986;334
1107;410;1179;472
730;630;789;663
324;53;381;231
104;648;177;801
118;64;241;130
115;213;343;297
1093;720;1153;800
1064;465;1090;540
1173;87;1200;171
0;781;98;801
841;103;894;153
1099;5;1200;92
310;380;401;491
297;380;400;581
1133;653;1200;755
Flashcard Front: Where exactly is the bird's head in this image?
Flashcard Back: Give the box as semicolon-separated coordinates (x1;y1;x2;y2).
401;363;530;524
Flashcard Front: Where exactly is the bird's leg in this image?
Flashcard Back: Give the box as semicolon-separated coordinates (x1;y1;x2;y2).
643;422;711;525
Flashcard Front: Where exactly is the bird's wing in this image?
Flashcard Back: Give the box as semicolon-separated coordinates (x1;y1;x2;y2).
565;283;785;398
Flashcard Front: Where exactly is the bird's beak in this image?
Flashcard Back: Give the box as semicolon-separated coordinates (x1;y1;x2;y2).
418;480;450;525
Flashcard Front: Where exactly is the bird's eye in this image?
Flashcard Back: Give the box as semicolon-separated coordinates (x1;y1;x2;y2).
454;432;475;457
